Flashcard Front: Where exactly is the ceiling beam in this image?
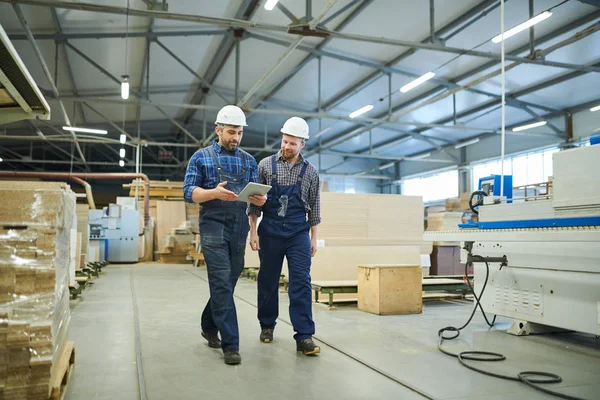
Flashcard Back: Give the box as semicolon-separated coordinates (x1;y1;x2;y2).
171;0;262;136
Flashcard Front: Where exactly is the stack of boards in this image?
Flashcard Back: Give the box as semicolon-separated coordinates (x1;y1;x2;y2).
245;192;426;291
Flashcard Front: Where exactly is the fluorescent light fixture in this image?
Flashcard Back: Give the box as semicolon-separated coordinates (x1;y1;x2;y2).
454;137;480;149
264;0;279;10
400;72;435;93
313;126;331;139
121;75;130;100
512;120;547;132
410;153;431;160
120;134;127;144
119;148;126;158
62;126;108;135
119;159;125;167
492;11;552;43
349;104;374;119
590;105;600;112
378;161;396;170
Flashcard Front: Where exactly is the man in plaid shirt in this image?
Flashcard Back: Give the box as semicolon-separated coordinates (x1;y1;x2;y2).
184;105;266;365
248;117;322;356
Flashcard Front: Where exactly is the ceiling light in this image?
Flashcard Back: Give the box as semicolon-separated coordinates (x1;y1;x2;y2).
313;126;331;139
121;75;130;100
119;159;125;167
62;126;108;135
120;134;127;144
378;161;396;170
492;11;552;44
264;0;279;10
590;105;600;112
349;105;374;119
408;153;431;160
512;121;547;132
454;138;480;149
0;157;3;162
400;72;435;93
119;148;126;158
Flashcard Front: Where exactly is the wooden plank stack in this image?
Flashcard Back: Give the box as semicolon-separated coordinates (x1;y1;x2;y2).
245;193;426;288
0;181;73;399
445;192;471;211
156;224;194;264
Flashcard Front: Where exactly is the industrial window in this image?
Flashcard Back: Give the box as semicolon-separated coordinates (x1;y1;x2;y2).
402;170;458;203
471;147;558;190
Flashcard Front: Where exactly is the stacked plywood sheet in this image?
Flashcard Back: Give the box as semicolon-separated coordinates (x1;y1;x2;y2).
445;192;471;211
0;181;72;399
426;212;464;232
245;192;425;285
157;225;194;264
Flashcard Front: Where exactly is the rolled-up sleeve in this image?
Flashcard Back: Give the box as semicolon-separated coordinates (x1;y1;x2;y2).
183;152;203;203
308;170;321;226
247;158;265;217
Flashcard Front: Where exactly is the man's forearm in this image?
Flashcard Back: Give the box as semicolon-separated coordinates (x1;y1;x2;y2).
249;214;258;233
310;224;318;240
191;187;217;203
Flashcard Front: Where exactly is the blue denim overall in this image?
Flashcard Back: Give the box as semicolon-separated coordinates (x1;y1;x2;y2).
257;156;315;341
200;145;250;352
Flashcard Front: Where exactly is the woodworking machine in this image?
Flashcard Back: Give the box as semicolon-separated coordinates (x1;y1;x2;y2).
425;141;600;336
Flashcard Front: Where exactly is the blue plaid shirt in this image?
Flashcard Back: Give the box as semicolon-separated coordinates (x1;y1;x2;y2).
183;141;259;203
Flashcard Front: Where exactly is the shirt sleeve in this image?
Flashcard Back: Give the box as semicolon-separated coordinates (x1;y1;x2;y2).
247;158;266;217
183;151;203;203
308;167;321;226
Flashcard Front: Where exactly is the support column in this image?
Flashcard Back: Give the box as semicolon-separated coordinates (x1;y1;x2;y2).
458;147;471;194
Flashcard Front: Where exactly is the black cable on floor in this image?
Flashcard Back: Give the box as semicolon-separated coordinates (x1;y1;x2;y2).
438;257;585;400
185;269;437;400
130;269;148;400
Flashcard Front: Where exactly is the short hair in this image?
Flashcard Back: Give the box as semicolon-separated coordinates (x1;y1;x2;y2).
217;124;241;130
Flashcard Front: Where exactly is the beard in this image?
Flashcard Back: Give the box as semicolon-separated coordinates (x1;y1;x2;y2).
282;148;298;160
223;140;239;151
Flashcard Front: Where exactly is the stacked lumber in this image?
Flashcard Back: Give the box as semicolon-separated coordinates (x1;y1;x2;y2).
245;192;425;285
156;224;194;264
445;192;471;211
426;212;464;232
190;235;205;267
0;181;73;399
125;180;184;198
75;204;89;269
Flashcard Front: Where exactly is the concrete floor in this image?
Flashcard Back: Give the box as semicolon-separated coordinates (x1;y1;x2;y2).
65;264;600;400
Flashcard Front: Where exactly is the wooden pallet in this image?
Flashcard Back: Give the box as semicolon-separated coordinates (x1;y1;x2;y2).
49;341;75;400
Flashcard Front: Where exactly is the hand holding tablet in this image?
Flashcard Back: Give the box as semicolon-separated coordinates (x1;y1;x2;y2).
237;182;272;202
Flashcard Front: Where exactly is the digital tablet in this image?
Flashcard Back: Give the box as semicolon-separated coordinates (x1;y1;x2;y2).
237;182;272;202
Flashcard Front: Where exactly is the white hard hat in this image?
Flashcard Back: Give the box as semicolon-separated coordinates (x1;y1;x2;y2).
281;117;309;140
215;105;247;127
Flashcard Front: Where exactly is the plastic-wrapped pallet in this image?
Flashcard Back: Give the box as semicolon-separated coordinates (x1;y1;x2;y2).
0;181;73;400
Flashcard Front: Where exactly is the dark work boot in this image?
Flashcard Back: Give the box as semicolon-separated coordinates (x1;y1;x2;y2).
224;351;241;365
201;331;221;349
260;328;274;343
296;339;320;355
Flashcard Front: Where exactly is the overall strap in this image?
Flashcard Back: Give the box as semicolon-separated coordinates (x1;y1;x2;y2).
270;155;278;186
238;148;249;171
206;145;222;183
296;161;309;186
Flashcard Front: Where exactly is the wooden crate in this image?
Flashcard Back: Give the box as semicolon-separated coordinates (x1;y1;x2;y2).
358;264;422;315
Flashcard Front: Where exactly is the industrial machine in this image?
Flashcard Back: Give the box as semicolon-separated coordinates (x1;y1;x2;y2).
89;204;140;263
426;142;600;336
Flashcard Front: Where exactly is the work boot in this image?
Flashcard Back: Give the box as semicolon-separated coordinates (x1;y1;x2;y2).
296;339;320;355
224;351;241;365
201;331;221;349
260;328;274;343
